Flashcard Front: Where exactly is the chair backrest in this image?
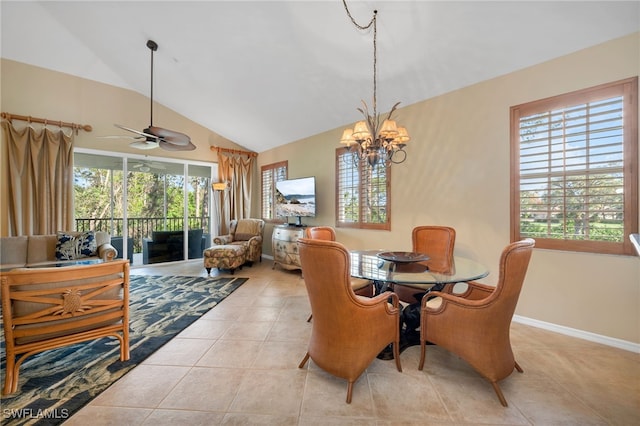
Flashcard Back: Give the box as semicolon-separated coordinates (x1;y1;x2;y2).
487;238;535;322
412;226;456;273
305;226;336;241
298;238;363;322
2;260;130;346
230;219;265;241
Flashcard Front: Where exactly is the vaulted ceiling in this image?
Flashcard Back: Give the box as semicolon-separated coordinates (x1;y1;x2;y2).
2;1;638;153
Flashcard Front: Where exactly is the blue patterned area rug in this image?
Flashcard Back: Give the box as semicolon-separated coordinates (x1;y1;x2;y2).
0;274;247;426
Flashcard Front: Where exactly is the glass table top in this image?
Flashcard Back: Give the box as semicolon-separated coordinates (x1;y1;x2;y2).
349;250;489;290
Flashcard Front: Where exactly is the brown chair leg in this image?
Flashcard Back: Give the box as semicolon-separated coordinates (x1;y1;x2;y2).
515;361;523;373
8;354;25;394
3;356;14;395
346;381;354;404
393;342;402;372
298;352;310;369
418;340;426;370
491;381;508;407
119;335;130;361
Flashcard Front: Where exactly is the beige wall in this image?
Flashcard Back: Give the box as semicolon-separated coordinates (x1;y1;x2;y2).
1;33;638;345
0;58;247;236
259;33;640;345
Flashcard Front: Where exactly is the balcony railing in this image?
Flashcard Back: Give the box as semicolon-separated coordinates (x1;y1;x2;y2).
75;217;210;252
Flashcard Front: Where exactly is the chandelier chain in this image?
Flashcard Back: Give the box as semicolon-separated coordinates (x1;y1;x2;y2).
342;0;378;119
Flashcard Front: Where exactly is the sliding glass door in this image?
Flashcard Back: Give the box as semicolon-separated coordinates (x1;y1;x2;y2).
74;149;214;266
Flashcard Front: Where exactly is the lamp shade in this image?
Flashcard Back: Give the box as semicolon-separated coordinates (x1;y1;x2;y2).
340;128;355;145
212;182;228;191
352;121;372;140
394;127;410;144
379;119;399;138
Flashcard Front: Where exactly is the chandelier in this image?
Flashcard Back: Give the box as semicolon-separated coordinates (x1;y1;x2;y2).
339;1;410;168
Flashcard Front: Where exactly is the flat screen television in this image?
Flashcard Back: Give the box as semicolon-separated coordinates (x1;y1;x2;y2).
275;176;316;226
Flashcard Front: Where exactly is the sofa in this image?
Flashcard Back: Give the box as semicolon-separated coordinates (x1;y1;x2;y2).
0;231;117;270
142;229;208;264
213;219;264;265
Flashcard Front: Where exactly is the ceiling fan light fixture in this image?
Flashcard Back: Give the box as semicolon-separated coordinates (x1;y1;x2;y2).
130;140;159;150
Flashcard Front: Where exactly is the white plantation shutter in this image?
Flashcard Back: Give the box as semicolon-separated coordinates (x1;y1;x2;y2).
511;77;638;255
261;161;287;220
336;148;390;230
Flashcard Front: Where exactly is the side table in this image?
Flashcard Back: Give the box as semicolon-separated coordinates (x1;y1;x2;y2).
272;225;306;271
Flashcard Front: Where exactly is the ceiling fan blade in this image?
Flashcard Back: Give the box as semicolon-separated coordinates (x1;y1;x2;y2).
115;124;158;139
159;140;196;151
130;140;159;150
147;126;191;146
98;135;145;140
149;162;167;169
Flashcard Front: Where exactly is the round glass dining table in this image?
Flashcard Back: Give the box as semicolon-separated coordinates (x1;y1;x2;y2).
349;250;489;293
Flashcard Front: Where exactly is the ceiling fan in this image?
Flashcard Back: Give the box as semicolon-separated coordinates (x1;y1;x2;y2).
130;160;166;172
109;40;196;151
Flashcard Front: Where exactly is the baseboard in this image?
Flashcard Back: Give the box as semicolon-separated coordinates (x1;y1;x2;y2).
513;315;640;353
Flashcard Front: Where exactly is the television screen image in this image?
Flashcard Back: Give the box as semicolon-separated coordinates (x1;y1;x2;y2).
275;176;316;219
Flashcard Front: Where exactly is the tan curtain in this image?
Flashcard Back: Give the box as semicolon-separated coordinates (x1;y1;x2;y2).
218;152;254;235
1;121;74;236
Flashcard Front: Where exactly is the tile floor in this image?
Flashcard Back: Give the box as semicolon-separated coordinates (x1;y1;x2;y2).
65;258;639;425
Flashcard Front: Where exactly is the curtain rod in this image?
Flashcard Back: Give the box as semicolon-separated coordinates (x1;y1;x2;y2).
1;112;93;133
210;145;257;158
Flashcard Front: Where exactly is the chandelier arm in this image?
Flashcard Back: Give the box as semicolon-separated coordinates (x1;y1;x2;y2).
389;148;407;165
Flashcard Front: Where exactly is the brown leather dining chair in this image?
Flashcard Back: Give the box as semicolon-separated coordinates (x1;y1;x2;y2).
304;226;373;322
418;238;535;407
305;226;373;296
297;238;402;403
393;225;456;303
305;226;336;241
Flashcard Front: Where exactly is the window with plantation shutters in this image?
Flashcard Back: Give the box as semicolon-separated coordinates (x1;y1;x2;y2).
510;77;638;255
261;161;287;221
336;148;390;230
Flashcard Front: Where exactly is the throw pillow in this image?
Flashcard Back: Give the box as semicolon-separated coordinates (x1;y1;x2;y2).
234;233;254;241
56;231;98;260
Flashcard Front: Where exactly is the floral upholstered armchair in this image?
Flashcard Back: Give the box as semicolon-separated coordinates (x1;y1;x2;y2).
213;218;265;265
